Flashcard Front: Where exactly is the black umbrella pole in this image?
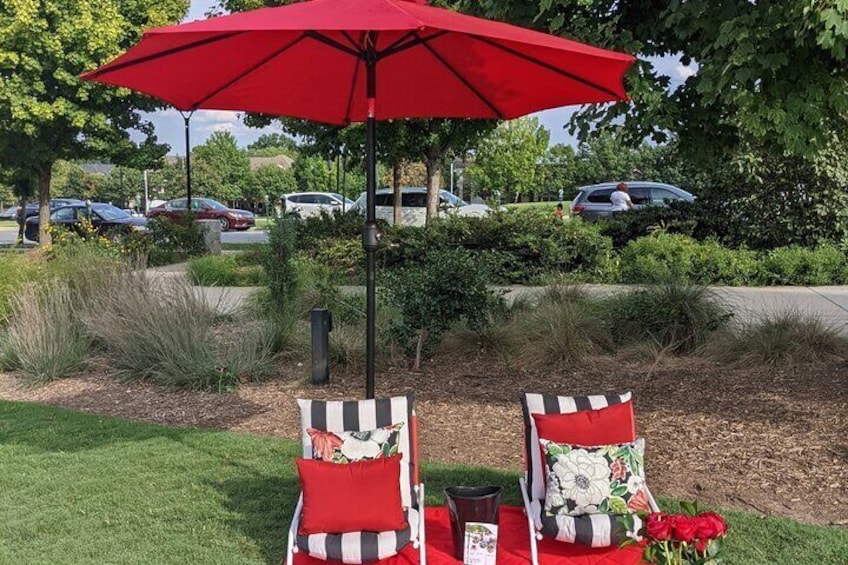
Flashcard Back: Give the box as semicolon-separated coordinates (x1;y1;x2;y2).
184;113;193;208
364;50;378;400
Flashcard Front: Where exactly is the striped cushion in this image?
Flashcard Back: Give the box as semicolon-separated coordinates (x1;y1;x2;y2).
521;392;632;501
296;508;418;563
529;499;640;548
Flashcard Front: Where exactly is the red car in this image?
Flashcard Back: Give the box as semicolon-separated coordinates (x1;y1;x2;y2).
146;198;255;231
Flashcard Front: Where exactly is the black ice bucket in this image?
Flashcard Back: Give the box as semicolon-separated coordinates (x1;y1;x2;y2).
443;485;503;560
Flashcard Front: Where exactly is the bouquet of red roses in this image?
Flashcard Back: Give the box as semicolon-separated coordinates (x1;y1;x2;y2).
622;503;728;564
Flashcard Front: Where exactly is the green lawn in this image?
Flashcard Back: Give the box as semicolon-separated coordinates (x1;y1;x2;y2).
1;400;845;564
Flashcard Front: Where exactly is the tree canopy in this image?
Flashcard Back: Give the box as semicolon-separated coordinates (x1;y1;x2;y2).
464;0;848;168
0;0;187;242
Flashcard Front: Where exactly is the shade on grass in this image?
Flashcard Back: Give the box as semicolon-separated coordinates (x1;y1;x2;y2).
1;400;845;564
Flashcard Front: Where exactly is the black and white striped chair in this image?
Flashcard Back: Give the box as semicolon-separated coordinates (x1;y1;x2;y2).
519;392;660;565
287;394;426;565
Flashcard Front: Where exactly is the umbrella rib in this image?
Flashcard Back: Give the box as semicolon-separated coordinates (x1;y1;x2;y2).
344;55;362;124
417;34;504;120
306;31;360;58
188;33;308;109
85;32;246;78
378;30;448;60
465;34;624;100
341;31;362;52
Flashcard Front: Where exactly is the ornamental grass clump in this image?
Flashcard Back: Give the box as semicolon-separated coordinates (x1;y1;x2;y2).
88;271;274;391
602;282;731;354
512;284;611;368
5;282;88;384
704;310;848;366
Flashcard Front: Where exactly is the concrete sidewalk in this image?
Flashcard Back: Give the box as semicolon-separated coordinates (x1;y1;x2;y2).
500;284;848;334
144;261;848;335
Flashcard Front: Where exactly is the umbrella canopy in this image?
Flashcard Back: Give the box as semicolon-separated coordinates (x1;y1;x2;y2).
83;0;635;399
83;0;633;123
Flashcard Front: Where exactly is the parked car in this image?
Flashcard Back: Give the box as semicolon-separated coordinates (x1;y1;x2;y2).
282;192;356;218
569;181;695;221
0;206;19;220
22;198;86;218
146;197;255;231
24;203;147;242
351;187;492;226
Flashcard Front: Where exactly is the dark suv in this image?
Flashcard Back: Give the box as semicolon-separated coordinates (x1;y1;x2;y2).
570;182;694;221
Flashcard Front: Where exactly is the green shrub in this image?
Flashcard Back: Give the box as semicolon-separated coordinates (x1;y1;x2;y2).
5;282;88;384
617;233;759;285
705;310;848;366
602;282;731;353
187;255;265;286
311;238;364;283
145;215;206;266
295;209;368;251
756;245;848;286
384;248;504;369
263;217;299;312
380;209;613;284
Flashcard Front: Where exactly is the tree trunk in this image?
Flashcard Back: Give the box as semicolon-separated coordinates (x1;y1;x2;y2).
37;166;52;246
392;161;402;226
413;328;428;371
424;159;442;224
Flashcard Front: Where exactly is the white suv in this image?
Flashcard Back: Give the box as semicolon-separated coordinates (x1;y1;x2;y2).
352;187;491;226
282;192;356;218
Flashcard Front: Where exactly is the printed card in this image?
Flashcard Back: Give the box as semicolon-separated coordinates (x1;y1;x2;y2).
463;522;498;565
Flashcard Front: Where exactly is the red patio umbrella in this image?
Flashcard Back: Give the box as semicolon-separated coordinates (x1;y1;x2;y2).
83;0;635;398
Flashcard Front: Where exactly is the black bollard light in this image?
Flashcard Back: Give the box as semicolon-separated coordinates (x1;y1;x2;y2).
311;307;332;385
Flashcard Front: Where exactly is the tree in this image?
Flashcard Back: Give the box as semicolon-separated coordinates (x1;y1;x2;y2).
293;155;331;192
465;117;549;202
247;133;299;157
192;132;252;202
464;1;848;170
253;164;296;202
0;1;186;244
97;167;145;207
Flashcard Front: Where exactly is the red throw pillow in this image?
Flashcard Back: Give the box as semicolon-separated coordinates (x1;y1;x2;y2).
532;401;636;446
296;455;408;535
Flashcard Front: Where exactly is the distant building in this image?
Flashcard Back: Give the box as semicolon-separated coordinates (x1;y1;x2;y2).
249;154;294;171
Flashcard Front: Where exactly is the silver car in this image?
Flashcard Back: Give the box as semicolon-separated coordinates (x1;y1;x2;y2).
570;181;694;221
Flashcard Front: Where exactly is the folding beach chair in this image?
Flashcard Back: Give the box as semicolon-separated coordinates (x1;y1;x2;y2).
519;392;660;565
287;394;426;565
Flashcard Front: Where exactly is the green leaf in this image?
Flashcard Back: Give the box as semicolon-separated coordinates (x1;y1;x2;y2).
680;500;697;516
608;496;629;514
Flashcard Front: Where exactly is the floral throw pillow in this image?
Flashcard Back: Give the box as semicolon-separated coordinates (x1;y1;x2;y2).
307;423;404;463
539;438;648;517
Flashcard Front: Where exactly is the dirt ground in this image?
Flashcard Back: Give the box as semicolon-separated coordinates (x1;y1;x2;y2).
1;353;846;528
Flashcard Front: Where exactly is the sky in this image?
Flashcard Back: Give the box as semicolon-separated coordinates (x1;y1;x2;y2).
139;0;696;155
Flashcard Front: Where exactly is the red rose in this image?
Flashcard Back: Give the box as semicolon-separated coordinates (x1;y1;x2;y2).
645;513;672;541
696;512;728;539
672;515;697;544
695;538;710;553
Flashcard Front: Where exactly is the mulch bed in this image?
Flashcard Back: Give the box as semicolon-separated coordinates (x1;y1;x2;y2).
1;353;846;528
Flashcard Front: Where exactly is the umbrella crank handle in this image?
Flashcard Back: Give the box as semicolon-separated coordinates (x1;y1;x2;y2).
363;222;381;252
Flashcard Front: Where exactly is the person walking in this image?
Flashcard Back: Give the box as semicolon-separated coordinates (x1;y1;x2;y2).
610;182;633;213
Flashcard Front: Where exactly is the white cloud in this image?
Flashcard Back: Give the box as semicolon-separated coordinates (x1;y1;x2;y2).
675;63;697;80
195;110;242;124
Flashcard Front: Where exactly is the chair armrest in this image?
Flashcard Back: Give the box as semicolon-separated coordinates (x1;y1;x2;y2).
286;493;304;565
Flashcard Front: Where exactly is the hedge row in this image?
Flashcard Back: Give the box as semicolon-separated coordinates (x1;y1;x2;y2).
292;210;848;287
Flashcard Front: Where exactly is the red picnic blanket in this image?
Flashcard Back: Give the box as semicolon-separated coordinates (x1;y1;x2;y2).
293;506;644;565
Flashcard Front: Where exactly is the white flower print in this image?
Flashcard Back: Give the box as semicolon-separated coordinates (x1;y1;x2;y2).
551;449;611;513
626;473;645;495
340;430;382;460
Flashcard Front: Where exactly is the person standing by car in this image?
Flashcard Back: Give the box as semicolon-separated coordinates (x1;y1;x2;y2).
610;182;633;213
554;202;564;221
